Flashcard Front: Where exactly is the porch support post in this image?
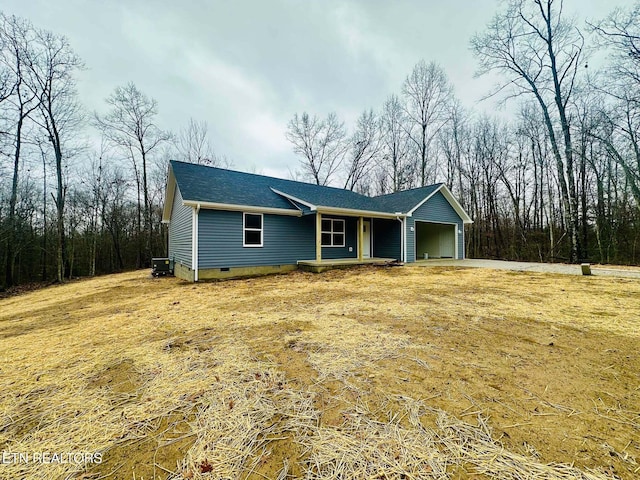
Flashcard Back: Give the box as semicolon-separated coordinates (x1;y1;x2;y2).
316;212;322;262
358;216;364;261
192;204;200;282
403;218;407;263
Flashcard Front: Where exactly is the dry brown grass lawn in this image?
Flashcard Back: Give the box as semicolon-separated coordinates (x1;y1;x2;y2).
0;265;638;479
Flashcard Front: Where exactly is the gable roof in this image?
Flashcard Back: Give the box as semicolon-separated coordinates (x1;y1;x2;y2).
163;160;472;223
170;160;296;211
375;184;442;213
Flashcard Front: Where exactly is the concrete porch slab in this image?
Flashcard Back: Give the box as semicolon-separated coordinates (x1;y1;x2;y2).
298;257;397;273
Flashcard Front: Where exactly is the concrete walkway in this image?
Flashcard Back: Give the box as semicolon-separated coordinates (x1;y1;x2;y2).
416;258;640;279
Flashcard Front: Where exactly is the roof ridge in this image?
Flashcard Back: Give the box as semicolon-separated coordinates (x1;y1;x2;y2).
374;183;443;199
170;159;374;198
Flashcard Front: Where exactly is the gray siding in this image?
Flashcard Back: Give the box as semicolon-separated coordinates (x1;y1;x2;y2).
406;190;465;261
198;210;315;268
321;216;357;260
372;218;401;260
168;187;192;268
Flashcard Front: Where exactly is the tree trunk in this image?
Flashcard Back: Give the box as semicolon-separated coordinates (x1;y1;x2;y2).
544;3;580;262
42;152;48;281
44;113;67;283
421;123;427;187
55;139;65;283
141;147;152;266
5;115;24;288
132;159;143;269
579;142;589;260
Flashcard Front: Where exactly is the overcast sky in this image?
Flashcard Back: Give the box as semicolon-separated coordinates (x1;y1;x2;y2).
3;0;631;178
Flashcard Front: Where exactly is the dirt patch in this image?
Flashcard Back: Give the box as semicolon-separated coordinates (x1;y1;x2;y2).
162;327;221;353
0;267;638;479
88;359;140;395
91;410;195;479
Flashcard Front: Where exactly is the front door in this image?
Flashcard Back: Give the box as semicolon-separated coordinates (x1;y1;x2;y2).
363;221;371;258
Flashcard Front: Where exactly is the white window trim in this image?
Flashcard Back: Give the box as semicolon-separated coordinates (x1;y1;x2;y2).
321;218;346;247
243;212;263;247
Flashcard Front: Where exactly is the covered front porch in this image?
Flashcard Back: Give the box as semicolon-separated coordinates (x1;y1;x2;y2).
297;210;404;272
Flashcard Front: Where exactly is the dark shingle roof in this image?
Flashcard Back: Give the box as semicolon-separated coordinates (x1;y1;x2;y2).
374;184;442;213
170;160;443;214
171;161;295;210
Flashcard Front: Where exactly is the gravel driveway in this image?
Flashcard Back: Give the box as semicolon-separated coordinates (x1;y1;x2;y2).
416;258;640;279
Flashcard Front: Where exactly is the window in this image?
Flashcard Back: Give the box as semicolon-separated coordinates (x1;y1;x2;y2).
321;218;345;247
243;213;263;247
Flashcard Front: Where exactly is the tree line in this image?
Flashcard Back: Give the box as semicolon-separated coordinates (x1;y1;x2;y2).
286;0;640;265
2;0;640;290
0;12;227;289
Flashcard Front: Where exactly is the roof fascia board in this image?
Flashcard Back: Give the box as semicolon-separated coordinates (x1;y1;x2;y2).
406;185;473;224
317;206;406;219
182;200;302;217
284;198;304;211
270;188;317;210
161;167;176;223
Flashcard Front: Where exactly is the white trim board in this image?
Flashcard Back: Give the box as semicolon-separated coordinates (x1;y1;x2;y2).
191;205;200;281
270;188;317;210
161;167;177;223
182;200;301;217
362;220;371;258
401;217;407;263
242;212;264;248
317;206;406;220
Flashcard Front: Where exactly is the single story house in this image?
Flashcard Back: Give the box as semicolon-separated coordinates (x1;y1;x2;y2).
162;160;473;281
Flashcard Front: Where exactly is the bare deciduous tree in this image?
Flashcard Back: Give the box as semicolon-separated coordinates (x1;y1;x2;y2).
94;82;170;266
379;95;412;193
98;164;130;271
343;109;381;192
0;15;16;110
0;14;41;286
176;118;218;166
285;112;347;186
402;60;454;187
19;19;84;283
591;3;640;89
591;4;640;206
439;100;468;195
471;0;585;262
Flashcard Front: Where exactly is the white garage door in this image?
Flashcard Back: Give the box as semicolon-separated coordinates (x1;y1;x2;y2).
415;222;456;259
439;226;455;258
